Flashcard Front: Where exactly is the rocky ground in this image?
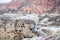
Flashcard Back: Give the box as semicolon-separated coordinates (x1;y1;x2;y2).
0;0;60;40
0;13;60;40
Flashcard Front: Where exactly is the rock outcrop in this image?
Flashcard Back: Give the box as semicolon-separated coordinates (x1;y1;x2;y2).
0;0;60;14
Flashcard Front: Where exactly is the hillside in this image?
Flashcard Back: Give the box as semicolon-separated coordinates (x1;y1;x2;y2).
0;0;60;14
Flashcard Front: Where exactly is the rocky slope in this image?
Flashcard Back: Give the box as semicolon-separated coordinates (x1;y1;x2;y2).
0;0;60;40
0;0;60;14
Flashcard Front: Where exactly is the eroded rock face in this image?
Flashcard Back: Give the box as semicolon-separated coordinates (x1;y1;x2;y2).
0;13;60;40
38;13;60;26
0;0;60;14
